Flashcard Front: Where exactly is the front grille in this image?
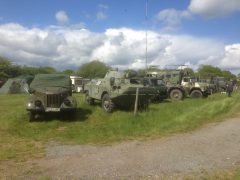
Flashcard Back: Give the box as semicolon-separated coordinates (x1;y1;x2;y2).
47;94;61;108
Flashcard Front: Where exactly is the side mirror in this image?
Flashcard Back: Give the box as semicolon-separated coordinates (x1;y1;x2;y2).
143;80;147;86
110;77;115;86
28;88;35;94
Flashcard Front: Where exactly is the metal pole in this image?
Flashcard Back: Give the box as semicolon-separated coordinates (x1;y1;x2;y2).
145;0;148;71
134;88;139;116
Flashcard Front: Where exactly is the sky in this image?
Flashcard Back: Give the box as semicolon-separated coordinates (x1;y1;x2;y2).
0;0;240;74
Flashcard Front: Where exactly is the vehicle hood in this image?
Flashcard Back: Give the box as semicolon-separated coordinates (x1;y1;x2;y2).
30;74;71;90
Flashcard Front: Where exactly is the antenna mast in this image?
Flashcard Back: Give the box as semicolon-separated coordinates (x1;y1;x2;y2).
145;0;148;71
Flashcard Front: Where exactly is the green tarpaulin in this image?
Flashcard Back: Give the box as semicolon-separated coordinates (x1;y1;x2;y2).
30;74;71;90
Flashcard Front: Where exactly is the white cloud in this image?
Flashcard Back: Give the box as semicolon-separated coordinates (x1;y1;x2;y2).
220;44;240;70
96;4;108;20
0;23;239;72
156;8;192;32
55;11;69;23
189;0;240;18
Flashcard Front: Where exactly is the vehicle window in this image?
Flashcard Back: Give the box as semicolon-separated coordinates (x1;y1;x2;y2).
166;74;171;79
75;79;83;85
183;78;189;82
157;80;164;85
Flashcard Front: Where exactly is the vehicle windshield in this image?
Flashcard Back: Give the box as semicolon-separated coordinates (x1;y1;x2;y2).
30;74;71;89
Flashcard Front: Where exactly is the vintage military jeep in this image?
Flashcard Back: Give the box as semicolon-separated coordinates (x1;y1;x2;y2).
84;70;158;112
26;74;77;121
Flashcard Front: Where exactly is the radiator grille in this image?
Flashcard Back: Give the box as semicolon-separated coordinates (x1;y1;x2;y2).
47;94;61;107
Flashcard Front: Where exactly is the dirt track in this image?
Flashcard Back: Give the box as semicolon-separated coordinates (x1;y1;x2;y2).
2;114;240;179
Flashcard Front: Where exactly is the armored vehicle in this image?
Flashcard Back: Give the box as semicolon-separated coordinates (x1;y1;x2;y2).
26;74;77;121
84;70;158;112
142;77;168;101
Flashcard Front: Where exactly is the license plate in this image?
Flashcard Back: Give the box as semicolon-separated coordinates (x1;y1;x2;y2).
46;108;60;112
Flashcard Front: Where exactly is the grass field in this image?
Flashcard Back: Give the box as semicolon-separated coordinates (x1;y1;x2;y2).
0;92;240;161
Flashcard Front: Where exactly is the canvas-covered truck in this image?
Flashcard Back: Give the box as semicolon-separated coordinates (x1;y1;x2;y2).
147;69;211;99
26;74;77;121
84;70;158;112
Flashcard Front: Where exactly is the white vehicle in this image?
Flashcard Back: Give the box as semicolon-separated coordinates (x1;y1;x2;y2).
70;76;89;93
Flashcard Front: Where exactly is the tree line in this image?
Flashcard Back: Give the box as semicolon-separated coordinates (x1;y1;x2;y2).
0;56;238;81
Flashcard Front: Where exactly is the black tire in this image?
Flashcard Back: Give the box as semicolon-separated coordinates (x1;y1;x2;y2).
169;89;183;101
102;94;114;113
190;90;203;98
29;112;35;122
85;91;94;105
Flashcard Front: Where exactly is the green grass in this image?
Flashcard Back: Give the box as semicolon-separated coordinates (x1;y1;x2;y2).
0;92;240;161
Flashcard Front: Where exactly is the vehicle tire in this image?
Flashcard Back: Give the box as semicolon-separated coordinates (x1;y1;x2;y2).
29;112;35;122
190;90;203;98
85;91;94;105
102;94;114;113
169;89;183;101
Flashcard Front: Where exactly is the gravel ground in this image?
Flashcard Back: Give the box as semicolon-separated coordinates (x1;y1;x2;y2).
1;115;240;179
35;114;240;179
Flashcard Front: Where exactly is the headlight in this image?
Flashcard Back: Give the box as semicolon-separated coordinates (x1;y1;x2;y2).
34;100;42;107
64;99;71;106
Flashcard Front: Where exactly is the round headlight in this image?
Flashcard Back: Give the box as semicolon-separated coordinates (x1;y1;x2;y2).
35;100;42;107
64;99;71;106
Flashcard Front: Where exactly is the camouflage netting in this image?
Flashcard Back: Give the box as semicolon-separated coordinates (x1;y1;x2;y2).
30;74;71;90
0;75;34;94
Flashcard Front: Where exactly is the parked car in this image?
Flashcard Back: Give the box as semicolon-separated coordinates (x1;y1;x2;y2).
26;74;77;121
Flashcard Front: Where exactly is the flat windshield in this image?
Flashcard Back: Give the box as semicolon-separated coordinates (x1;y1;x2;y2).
30;74;70;89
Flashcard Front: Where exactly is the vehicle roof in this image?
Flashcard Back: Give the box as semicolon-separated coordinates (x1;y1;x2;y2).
30;74;70;89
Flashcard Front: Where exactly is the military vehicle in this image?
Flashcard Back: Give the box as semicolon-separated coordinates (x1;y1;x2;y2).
198;79;217;94
26;74;77;121
142;77;168;101
147;68;210;99
181;76;210;98
146;71;185;101
212;76;227;92
84;70;158;112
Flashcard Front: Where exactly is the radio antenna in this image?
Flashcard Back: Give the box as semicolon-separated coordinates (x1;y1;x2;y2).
145;0;148;71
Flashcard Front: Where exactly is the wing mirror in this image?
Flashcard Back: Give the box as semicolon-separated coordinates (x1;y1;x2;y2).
28;88;35;94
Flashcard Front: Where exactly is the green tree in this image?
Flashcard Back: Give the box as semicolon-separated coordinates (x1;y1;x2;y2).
182;68;194;76
0;57;22;79
197;65;236;80
76;60;111;78
221;70;236;80
197;65;222;79
62;69;75;75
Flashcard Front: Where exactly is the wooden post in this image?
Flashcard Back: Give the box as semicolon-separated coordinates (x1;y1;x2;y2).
134;88;139;116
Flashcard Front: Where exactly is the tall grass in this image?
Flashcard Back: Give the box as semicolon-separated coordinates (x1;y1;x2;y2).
0;92;240;160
